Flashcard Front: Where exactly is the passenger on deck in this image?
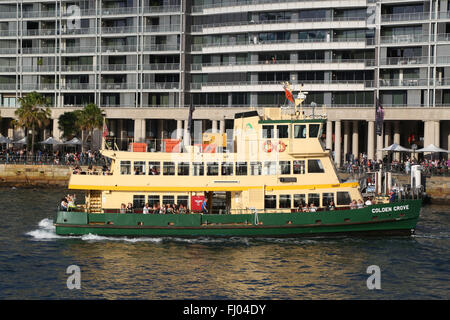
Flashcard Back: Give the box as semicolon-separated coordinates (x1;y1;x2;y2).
309;203;317;212
179;204;186;214
302;203;310;212
365;198;372;206
60;198;68;211
126;203;133;213
350;200;357;209
357;199;364;209
328;200;335;211
143;203;150;214
120;203;126;214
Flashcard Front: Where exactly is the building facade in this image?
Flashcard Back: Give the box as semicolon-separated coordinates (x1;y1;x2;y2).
0;0;449;164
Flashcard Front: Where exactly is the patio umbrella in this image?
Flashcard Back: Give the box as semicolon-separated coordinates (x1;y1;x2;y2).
39;137;63;145
415;144;450;153
64;137;82;145
12;137;27;144
381;143;413;152
0;136;12;144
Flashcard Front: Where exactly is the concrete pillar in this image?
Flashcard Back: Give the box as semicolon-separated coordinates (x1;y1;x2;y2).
326;120;332;150
434;121;440;147
393;121;401;161
343;121;350;162
134;119;146;143
219;120;225;134
423;120;433;148
367;120;375;160
334;121;341;167
52;118;61;140
176;120;183;140
376;133;383;161
352;120;359;160
211;120;218;133
119;119;127;150
384;121;391;148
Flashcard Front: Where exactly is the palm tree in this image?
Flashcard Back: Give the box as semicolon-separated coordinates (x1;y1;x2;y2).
15;92;51;154
76;103;104;151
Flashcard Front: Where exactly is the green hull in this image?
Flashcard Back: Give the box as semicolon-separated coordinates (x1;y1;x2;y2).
55;199;422;238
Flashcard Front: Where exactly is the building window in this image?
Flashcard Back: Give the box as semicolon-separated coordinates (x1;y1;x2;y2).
279;161;291;175
134;161;146;175
279;195;291;208
250;162;262;175
162;195;175;205
308;193;320;207
322;193;334;207
309;124;320;138
293;160;306;174
178;162;190;176
163;162;175;175
193;162;204;176
236;162;248;175
308;159;324;173
294;194;306;207
221;162;234;176
207;162;219;176
149;161;160;175
133;195;146;209
120;161;131;175
265;195;277;209
337;191;352;205
294;125;307;138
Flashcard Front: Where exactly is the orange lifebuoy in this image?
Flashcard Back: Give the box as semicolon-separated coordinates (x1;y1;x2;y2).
263;141;273;152
277;141;286;152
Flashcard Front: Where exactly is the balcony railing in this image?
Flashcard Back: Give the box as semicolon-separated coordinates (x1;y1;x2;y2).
144;25;181;33
143;5;181;14
143;44;180;51
192;16;366;32
190;80;374;89
143;63;181;71
101;64;137;72
379;56;429;66
379;79;430;87
142;82;180;90
101;26;138;34
101;45;137;53
381;12;432;23
101;83;137;90
380;34;430;44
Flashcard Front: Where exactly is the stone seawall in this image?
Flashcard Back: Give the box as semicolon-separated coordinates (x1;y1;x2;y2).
0;165;70;187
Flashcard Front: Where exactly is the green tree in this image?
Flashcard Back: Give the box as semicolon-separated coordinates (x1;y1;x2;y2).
58;111;81;140
76;103;104;151
14;91;51;154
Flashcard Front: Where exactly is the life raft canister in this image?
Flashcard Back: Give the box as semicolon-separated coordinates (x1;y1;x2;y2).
263;140;273;152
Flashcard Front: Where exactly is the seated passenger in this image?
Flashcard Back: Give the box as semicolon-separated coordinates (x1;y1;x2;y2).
350;200;357;209
309;203;317;212
302;204;310;212
179;204;186;214
365;198;372;206
126;203;134;213
60;199;68;211
143;203;150;214
357;199;364;209
120;203;126;214
328;200;335;211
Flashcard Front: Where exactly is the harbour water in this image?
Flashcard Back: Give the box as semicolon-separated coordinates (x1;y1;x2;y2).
0;188;449;300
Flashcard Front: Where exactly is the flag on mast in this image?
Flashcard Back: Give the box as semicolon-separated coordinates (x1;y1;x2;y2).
102;118;109;138
375;98;384;136
283;83;294;103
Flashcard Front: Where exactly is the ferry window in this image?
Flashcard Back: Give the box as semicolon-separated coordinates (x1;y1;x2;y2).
236;162;248;175
221;162;234;176
163;195;175;205
294;125;307;138
149;161;160;175
177;195;189;208
308;193;320;207
148;195;160;207
277;125;289;138
294;194;306;207
207;162;219;176
134;161;146;175
279;161;291;175
293;160;305;174
337;191;352;205
265;195;276;209
193;162;204;176
279;195;291;208
322;193;334;207
178;162;190;176
309;124;320;138
163;162;175;175
120;161;131;175
133;195;145;209
308;159;324;173
264;161;277;175
250;162;262;175
262;125;274;139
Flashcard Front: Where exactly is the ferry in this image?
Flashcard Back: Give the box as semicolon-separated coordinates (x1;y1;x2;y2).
54;85;421;237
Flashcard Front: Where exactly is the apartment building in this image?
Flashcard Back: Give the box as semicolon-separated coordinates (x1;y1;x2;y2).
0;0;449;164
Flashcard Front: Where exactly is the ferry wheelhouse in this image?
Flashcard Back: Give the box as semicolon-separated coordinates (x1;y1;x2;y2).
55;88;421;237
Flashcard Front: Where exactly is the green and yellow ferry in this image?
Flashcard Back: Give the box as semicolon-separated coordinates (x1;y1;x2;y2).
55;90;421;237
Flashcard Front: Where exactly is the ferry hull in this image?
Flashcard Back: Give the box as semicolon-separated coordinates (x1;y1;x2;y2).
54;200;421;238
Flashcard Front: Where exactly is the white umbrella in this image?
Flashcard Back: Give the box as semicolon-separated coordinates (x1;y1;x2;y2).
39;137;63;145
64;137;82;145
12;137;27;144
415;144;450;153
381;143;413;152
0;135;12;144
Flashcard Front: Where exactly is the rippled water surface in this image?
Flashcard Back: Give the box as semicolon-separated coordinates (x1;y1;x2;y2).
0;188;449;299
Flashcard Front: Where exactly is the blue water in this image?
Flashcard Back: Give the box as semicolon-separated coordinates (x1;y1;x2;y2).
0;188;449;299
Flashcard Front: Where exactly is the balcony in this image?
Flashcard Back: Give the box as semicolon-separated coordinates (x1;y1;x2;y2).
101;26;138;34
101;7;138;16
144;25;181;33
381;12;432;23
101;64;137;72
142;82;180;90
379;56;429;66
143;5;181;14
143;44;180;52
101;45;137;53
60;65;94;72
379;79;429;87
380;34;429;45
60;83;96;90
101;83;137;90
143;63;180;71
